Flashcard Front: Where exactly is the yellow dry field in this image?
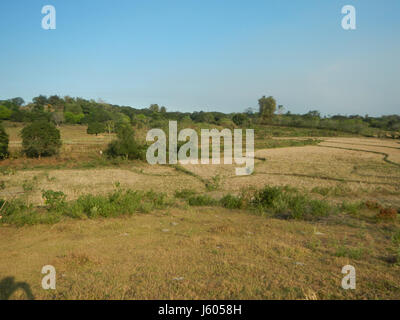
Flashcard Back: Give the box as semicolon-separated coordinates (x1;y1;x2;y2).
1;207;399;300
1;126;400;300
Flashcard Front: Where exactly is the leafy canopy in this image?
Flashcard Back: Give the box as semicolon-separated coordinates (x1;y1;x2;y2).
21;121;62;158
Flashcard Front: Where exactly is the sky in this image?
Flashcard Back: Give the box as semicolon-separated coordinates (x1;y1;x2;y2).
0;0;399;116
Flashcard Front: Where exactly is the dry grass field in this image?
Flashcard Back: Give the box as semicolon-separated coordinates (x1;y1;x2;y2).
1;124;399;299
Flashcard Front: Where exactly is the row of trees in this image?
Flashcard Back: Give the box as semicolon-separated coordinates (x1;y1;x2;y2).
1;94;399;136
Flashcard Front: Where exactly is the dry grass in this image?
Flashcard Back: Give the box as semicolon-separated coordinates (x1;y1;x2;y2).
1;125;400;300
0;207;399;300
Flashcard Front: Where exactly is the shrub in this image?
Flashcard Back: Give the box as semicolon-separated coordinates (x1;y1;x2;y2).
220;194;243;209
377;208;397;221
188;195;218;206
21;121;61;158
67;189;169;218
232;113;248;126
205;175;221;191
0;122;9;160
252;186;284;208
0;105;12;120
252;185;333;220
42;190;67;211
105;124;145;160
341;201;364;215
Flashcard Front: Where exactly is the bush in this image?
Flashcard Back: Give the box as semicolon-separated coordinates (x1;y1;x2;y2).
21;121;61;158
252;186;284;208
0;122;9;160
341;201;364;215
232;113;248;126
68;189;168;218
105;124;145;160
87;122;105;135
188;195;218;206
252;185;334;220
205;175;221;191
220;194;244;209
42;190;67;211
0;105;12;120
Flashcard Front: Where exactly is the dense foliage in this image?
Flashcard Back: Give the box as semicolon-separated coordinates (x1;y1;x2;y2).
87;122;106;135
0;95;399;138
21;121;62;158
0;122;9;159
105;124;145;160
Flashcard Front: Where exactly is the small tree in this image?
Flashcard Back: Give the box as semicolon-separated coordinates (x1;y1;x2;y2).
232;113;247;126
21;121;62;158
258;96;277;123
149;104;160;113
87;122;105;136
105;124;145;160
51;112;65;126
0;105;12;120
0;122;9;160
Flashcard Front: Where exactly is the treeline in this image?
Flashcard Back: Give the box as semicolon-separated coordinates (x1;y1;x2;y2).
0;95;399;138
276;112;400;137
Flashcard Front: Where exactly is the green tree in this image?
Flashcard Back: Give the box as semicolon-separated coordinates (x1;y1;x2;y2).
10;97;24;107
0;122;9;160
48;95;64;108
232;113;247;126
258;96;277;123
32;95;48;110
87;122;105;135
149;104;160;113
21;121;62;158
105;124;145;160
65;112;84;124
0;105;12;120
65;103;83;114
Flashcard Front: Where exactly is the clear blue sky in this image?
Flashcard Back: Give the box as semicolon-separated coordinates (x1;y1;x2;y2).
0;0;399;116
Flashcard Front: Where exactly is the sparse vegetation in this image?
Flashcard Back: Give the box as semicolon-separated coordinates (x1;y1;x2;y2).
0;99;399;300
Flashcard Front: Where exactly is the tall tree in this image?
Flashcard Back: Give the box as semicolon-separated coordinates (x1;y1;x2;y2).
258;96;277;123
149;104;160;113
10;97;25;107
32;95;48;110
